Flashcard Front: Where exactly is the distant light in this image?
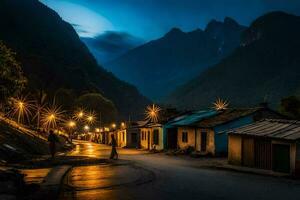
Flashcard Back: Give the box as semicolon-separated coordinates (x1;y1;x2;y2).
145;104;161;123
213;98;229;111
84;125;90;130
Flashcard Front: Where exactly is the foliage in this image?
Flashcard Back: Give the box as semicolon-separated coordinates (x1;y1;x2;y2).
75;93;118;124
0;41;26;104
279;96;300;119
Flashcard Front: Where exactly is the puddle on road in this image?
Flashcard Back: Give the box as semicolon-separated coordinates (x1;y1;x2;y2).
60;164;151;200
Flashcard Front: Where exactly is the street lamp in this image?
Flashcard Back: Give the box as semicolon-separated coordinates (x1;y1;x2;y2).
68;120;76;128
84;125;90;131
112;123;116;129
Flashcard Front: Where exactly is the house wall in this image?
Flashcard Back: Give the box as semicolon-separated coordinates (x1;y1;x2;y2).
229;134;298;175
117;129;127;147
126;127;140;148
272;140;297;175
177;127;196;150
214;115;254;155
228;134;242;165
152;127;164;150
195;128;215;154
140;128;151;149
140;126;164;150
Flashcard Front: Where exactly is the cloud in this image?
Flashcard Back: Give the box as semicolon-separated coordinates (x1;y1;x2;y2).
81;31;144;63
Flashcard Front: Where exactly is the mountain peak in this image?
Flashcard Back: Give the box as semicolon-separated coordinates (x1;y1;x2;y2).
224;17;239;27
164;27;184;37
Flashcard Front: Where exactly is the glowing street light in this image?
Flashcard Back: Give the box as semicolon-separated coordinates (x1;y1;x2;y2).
111;123;116;129
95;128;100;133
145;104;161;123
85;111;96;124
68;120;76;128
213;98;229;111
74;109;85;121
41;105;64;130
11;96;33;124
84;125;90;131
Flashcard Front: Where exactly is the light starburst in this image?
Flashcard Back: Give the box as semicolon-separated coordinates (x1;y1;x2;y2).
145;104;161;123
73;108;85;121
41;105;65;130
11;96;34;124
85;111;96;125
213;98;229;111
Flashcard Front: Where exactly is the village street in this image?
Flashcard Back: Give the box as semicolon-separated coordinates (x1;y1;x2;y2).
59;140;300;200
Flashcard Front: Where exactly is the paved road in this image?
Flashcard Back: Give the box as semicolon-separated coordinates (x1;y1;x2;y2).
60;140;300;200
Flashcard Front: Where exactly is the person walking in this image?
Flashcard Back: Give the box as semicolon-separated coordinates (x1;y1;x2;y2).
48;130;59;158
110;134;118;160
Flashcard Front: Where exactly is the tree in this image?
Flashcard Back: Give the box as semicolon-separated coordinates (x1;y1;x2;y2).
75;93;118;125
279;96;300;119
0;41;26;105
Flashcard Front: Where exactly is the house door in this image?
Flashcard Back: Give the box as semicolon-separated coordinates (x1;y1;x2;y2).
131;133;137;146
167;128;178;149
272;144;290;173
201;132;207;152
242;137;255;167
254;139;272;170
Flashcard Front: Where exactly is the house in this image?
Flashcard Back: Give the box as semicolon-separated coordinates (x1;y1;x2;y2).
165;110;218;150
228;119;300;175
140;109;182;150
116;128;127;147
126;121;147;148
116;121;147;148
169;107;283;155
140;122;164;150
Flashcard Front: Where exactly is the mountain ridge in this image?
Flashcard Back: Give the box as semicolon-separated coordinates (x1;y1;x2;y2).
165;11;300;110
105;17;246;100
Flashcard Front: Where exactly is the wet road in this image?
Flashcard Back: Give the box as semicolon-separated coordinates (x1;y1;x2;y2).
60;140;300;200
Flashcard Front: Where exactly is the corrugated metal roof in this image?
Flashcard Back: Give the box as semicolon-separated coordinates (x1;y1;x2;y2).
193;108;264;128
229;119;300;141
166;110;218;127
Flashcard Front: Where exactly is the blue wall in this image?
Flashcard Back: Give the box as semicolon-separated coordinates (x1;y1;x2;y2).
214;115;254;154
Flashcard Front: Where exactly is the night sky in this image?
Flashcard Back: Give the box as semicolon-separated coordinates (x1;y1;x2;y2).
41;0;300;40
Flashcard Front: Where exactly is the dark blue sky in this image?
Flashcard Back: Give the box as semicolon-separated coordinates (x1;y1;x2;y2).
41;0;300;40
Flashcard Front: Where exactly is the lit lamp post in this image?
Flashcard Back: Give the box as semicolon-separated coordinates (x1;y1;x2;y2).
83;125;90;141
67;120;76;141
12;97;32;124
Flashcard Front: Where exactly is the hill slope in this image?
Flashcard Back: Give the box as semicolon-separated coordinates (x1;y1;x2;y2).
165;12;300;110
0;0;149;119
106;18;246;100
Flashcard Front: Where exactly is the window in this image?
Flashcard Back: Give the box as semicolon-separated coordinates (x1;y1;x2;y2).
182;132;188;143
153;129;159;145
122;132;125;141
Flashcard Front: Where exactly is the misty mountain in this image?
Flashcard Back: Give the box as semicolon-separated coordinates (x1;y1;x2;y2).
106;18;246;100
81;31;144;64
165;12;300;110
0;0;149;119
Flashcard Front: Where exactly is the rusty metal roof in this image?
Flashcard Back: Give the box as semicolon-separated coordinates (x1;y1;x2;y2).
229;119;300;141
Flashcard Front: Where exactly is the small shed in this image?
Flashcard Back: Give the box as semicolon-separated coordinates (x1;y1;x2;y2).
228;119;300;175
